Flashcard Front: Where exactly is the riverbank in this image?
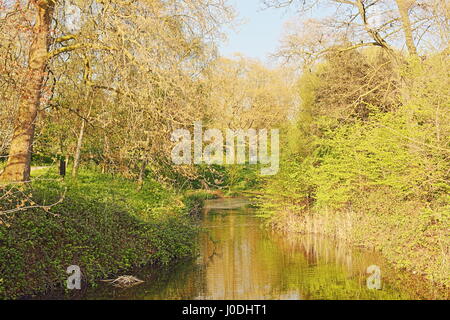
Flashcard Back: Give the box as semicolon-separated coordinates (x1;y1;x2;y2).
0;169;210;299
266;193;449;292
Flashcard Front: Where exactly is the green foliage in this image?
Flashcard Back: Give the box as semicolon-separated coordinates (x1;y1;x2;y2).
0;169;199;299
260;50;450;287
181;164;262;193
182;190;218;216
36;168;183;220
310;109;447;208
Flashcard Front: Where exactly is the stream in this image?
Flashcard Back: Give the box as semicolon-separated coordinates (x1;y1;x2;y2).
43;197;447;300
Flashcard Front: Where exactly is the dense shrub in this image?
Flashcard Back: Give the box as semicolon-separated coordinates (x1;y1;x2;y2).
0;171;198;299
260;52;449;287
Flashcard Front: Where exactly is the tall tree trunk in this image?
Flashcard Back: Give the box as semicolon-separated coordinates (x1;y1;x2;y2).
0;1;54;183
396;0;418;56
72;118;86;178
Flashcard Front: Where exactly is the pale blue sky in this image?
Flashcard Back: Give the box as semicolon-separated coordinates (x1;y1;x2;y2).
219;0;297;64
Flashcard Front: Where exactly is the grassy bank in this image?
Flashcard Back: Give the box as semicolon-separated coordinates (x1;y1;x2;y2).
267;195;449;289
0;168;205;299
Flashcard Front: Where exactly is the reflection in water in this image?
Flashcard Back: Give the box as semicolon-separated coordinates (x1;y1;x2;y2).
72;198;446;300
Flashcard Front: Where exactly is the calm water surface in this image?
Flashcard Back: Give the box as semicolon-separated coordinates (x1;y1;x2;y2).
51;198;446;300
